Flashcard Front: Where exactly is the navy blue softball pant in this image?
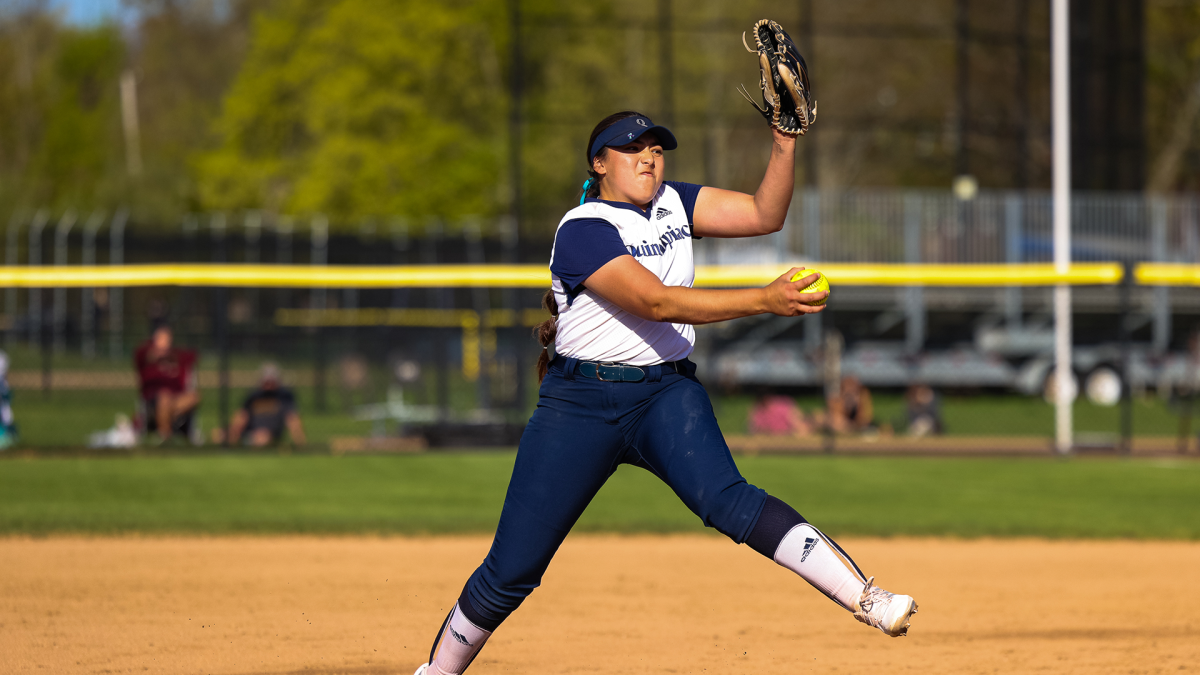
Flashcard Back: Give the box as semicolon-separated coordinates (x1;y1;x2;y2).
457;357;769;630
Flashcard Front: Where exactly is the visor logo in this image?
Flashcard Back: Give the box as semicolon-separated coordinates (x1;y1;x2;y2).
637;118;648;127
627;132;634;140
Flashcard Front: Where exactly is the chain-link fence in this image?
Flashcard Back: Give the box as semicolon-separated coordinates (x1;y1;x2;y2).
1;188;1198;450
697;189;1200;265
4;189;1198;363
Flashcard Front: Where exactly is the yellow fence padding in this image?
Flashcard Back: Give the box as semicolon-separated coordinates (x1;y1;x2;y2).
0;262;1150;288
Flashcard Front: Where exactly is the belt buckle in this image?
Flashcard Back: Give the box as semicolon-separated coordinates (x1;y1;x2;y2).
596;361;621;382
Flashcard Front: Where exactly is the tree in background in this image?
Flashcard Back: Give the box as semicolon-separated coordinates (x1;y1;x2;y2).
126;0;263;218
0;0;259;221
0;4;124;210
1146;0;1200;193
5;0;1200;233
196;0;509;227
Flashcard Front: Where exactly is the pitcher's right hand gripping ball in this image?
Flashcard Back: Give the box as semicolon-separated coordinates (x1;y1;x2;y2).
790;269;829;306
738;19;817;135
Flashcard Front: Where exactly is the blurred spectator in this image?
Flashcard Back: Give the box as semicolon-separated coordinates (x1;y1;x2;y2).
134;323;200;443
905;384;944;437
219;363;306;447
0;350;17;449
827;376;874;434
748;393;813;436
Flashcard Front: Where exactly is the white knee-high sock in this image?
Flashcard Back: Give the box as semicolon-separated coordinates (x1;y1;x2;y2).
429;603;492;675
773;523;867;611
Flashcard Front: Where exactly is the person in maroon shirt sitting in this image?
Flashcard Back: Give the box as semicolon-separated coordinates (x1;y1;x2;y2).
134;323;201;442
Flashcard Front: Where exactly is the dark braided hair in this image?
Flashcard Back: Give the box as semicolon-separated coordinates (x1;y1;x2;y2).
533;289;559;382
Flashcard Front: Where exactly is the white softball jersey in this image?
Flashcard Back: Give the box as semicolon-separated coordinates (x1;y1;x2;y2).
549;181;702;366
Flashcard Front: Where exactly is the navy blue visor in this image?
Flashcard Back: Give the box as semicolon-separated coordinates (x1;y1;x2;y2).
587;116;678;163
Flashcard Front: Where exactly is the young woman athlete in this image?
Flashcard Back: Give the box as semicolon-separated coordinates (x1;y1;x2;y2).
414;111;917;675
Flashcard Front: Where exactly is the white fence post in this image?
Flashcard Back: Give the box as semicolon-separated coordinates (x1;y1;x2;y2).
53;211;77;353
904;193;925;354
81;210;106;359
804;188;822;353
108;209;127;360
27;211;49;349
1150;197;1171;355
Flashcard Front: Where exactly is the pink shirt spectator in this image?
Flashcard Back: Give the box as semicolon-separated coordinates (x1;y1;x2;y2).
748;396;807;435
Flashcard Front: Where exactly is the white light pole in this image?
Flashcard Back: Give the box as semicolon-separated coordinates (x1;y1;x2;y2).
1052;0;1073;453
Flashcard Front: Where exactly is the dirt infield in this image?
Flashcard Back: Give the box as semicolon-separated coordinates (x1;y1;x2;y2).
2;537;1196;674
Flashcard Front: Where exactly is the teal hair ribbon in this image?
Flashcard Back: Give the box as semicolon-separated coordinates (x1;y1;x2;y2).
579;178;592;205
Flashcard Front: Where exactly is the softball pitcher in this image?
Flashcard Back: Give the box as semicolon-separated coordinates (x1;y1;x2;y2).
412;107;918;674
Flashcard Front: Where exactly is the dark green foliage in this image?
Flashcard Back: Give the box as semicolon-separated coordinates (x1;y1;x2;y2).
0;19;125;209
6;2;1200;224
196;0;512;222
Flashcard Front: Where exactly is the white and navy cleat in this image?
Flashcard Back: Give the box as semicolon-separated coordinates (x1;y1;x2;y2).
853;576;917;637
413;664;429;675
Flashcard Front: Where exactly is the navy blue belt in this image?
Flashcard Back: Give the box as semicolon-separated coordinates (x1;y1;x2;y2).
574;359;688;383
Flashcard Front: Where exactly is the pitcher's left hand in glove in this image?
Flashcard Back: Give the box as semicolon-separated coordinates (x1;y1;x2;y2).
738;19;817;136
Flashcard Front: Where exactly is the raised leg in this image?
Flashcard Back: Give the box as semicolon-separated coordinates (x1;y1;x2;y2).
630;374;917;637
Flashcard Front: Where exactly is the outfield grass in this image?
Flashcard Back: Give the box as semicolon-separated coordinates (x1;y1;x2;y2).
12;388;378;447
1;453;1197;539
4;339;1192;445
7;386;1190;448
712;393;1186;437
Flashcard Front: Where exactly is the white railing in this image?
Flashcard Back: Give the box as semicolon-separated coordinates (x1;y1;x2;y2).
695;189;1200;266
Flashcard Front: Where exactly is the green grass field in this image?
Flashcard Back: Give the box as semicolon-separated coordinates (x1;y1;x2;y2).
5;341;1193;446
2;453;1197;539
712;392;1188;437
6;386;1191;448
12;387;378;447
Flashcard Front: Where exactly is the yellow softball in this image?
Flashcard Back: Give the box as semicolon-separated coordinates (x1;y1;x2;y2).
789;268;829;306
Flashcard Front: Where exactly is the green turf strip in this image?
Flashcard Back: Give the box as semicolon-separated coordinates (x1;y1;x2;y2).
4;385;1191;447
1;453;1197;538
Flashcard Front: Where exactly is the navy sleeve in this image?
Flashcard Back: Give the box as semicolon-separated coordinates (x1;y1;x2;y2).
550;218;629;301
664;181;703;225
